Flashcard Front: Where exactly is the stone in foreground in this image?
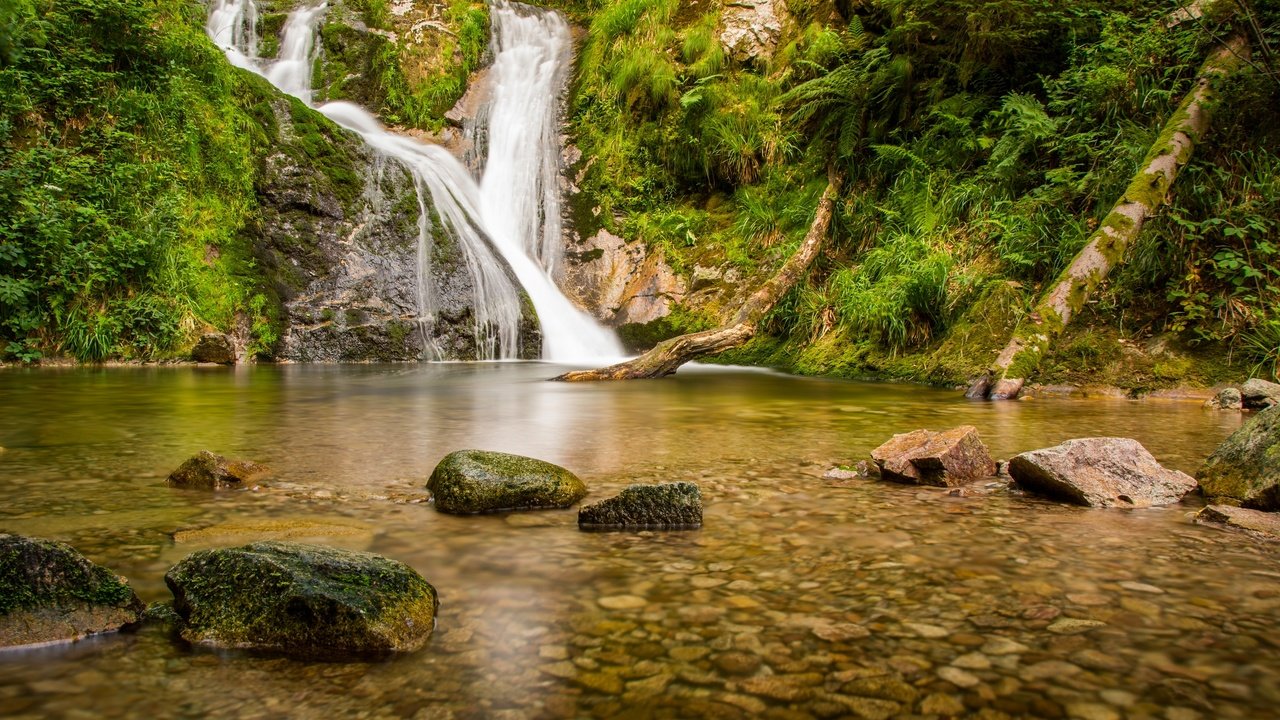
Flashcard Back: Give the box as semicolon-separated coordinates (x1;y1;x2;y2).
1008;438;1195;508
578;482;703;530
165;541;437;659
1195;505;1280;540
428;450;587;514
1197;405;1280;510
1241;378;1280;409
870;426;996;486
1;533;143;648
167;450;268;490
190;332;237;364
1204;387;1243;411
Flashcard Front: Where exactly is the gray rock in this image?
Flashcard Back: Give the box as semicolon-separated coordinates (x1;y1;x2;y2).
1008;438;1195;508
0;533;144;649
720;0;786;63
428;450;587;514
165;541;438;659
578;482;702;530
1197;404;1280;509
870;426;996;486
166;450;269;490
1241;378;1280;409
1195;505;1280;540
1204;387;1243;410
191;333;237;364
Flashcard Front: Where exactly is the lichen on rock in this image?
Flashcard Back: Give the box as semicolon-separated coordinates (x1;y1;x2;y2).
427;450;587;514
1197;404;1280;510
578;482;703;530
166;451;269;491
164;541;438;659
0;534;144;649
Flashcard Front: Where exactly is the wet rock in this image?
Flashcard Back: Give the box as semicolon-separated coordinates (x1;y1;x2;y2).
1195;505;1280;540
165;541;437;659
166;450;269;491
824;462;871;481
937;666;980;688
557;228;687;333
919;693;966;715
427;450;587;514
1046;618;1106;635
713;651;762;676
1241;378;1280;409
1196;405;1280;510
1204;387;1243;411
870;426;996;487
578;482;702;530
190;333;237;364
1008;437;1195;507
740;673;822;702
0;533;143;648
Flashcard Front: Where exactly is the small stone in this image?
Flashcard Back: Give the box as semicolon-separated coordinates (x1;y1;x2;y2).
919;693;966;715
1204;387;1243;411
1195;505;1280;539
1066;593;1112;606
669;646;710;662
597;594;647;610
1099;690;1137;707
981;637;1029;655
1065;702;1120;720
1022;660;1082;682
740;674;822;702
713;651;762;676
904;622;950;639
835;696;900;720
1119;581;1164;594
841;675;917;704
1047;618;1106;635
539;645;569;660
574;672;623;695
937;666;981;688
812;623;870;642
952;652;992;670
166;450;268;491
1070;649;1131;673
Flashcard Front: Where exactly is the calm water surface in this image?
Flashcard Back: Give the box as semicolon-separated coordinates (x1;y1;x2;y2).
0;363;1276;719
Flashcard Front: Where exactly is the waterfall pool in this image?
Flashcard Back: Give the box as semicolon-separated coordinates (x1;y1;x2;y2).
0;363;1275;718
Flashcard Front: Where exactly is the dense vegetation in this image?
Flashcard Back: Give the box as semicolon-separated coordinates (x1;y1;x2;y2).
556;0;1280;389
0;0;278;361
1;0;1276;392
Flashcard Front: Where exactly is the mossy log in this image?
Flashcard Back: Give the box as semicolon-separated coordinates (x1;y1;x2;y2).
553;170;842;381
968;34;1250;401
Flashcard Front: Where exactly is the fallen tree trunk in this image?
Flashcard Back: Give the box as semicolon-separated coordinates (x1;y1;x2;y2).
554;169;843;381
968;33;1250;401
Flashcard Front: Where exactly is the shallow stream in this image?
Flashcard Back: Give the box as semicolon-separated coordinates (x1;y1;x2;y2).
0;364;1276;719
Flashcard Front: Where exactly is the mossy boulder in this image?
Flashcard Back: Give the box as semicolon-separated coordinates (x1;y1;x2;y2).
164;541;438;659
427;450;587;514
578;482;703;530
191;332;237;364
1197;404;1280;510
1;533;144;648
166;450;269;490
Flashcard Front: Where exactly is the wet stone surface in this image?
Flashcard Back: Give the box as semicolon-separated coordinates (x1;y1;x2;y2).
0;364;1275;718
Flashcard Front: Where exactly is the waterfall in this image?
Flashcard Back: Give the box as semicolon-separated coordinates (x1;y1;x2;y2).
204;0;623;363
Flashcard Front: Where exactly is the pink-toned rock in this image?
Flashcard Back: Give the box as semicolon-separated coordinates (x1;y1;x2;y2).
870;426;996;487
1195;505;1280;540
1009;438;1194;508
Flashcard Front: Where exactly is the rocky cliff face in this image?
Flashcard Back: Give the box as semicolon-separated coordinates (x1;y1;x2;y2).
251;94;538;361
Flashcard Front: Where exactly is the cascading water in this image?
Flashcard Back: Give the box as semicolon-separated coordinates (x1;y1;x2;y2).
205;0;623;363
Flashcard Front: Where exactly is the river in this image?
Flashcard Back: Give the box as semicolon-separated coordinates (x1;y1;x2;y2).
0;364;1276;718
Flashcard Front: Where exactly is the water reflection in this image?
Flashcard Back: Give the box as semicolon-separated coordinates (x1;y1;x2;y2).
0;364;1274;719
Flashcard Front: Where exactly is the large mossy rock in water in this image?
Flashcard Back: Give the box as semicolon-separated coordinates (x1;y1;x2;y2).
870;426;996;487
165;541;437;659
166;450;268;490
1197;404;1280;509
428;450;587;514
0;534;144;648
1009;438;1195;508
578;482;703;530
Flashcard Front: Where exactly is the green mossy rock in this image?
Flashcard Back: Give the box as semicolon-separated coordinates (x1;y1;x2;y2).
1197;405;1280;510
578;482;703;530
427;450;587;514
166;450;269;491
165;541;438;659
0;533;143;649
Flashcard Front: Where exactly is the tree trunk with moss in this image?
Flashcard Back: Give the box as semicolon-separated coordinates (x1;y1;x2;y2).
967;34;1250;400
553;170;843;381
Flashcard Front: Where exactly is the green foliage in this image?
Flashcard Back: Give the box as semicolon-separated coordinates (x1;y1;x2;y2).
0;0;276;361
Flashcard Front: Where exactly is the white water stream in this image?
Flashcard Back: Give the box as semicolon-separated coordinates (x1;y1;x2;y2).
205;0;622;363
